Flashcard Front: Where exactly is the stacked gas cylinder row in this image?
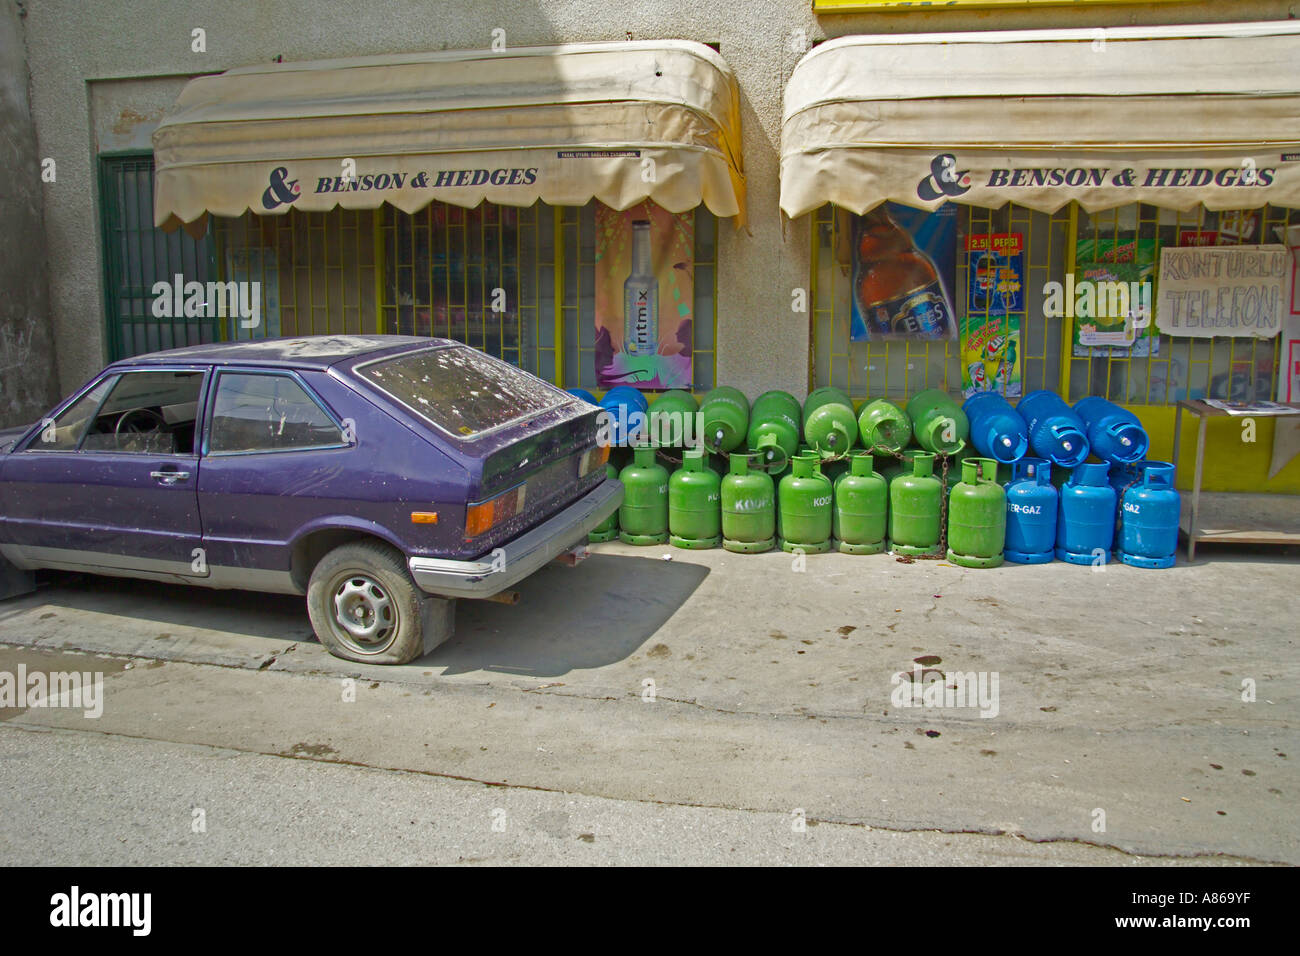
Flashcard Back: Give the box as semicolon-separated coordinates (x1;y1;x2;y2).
573;384;1179;568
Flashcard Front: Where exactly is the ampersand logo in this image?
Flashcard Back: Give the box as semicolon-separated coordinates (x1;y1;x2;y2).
261;167;300;210
917;153;971;202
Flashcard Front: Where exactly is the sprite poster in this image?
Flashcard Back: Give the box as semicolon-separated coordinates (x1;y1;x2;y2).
594;200;694;390
961;233;1023;398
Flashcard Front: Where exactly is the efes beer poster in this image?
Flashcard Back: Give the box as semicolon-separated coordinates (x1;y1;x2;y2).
849;202;957;342
961;233;1023;398
594;200;694;390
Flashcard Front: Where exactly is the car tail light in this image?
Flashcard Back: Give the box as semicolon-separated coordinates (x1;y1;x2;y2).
465;484;527;539
578;444;610;478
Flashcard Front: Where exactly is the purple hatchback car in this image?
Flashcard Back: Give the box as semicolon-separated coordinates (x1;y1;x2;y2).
0;336;622;664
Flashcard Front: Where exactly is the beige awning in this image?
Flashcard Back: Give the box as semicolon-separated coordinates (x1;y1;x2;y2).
781;21;1300;219
154;40;746;233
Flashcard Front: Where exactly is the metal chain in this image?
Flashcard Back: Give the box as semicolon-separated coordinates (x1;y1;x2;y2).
893;449;950;563
1113;477;1141;545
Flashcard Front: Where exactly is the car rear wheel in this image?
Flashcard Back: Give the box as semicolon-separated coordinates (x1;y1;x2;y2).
307;541;426;665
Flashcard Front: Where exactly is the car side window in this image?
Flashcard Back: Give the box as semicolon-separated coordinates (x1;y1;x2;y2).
28;377;115;451
77;370;205;455
209;372;344;454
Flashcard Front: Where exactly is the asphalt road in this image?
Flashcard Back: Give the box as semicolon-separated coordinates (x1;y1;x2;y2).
0;541;1295;866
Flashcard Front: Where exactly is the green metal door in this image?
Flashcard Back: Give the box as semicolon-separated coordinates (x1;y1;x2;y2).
98;153;217;360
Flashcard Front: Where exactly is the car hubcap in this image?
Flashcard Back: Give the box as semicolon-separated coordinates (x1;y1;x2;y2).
331;574;397;653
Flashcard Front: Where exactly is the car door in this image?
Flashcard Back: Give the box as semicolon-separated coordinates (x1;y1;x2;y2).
0;366;208;578
195;368;352;584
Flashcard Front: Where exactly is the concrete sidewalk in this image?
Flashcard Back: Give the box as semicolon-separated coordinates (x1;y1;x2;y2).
0;542;1295;864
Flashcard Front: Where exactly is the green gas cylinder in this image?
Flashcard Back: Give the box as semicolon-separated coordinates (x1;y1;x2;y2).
588;461;620;543
618;445;668;545
946;457;1006;568
747;390;802;474
888;451;943;556
669;448;722;549
721;453;775;553
906;389;969;456
699;386;749;454
647;390;699;450
802;386;852;426
858;399;913;454
833;452;888;555
777;453;833;554
803;389;859;456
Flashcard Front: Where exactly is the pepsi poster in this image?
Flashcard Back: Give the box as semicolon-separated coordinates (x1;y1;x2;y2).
849;202;958;342
966;233;1024;316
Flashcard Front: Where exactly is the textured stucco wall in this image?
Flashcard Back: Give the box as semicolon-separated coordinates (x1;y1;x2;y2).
0;0;57;427
19;0;1300;400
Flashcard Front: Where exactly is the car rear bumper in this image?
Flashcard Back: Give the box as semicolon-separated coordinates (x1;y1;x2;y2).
407;477;623;598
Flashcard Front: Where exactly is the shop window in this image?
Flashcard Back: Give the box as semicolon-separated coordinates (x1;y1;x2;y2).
214;209;378;340
379;201;717;391
215;200;718;393
379;203;555;381
811;202;1071;401
1068;204;1294;405
812;201;1296;406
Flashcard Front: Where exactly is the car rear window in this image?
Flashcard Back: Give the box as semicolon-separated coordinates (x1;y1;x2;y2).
356;346;568;438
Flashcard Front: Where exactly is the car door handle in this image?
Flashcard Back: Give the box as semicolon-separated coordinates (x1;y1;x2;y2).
150;470;191;485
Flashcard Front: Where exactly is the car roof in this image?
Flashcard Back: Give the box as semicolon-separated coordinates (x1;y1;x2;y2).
108;335;455;370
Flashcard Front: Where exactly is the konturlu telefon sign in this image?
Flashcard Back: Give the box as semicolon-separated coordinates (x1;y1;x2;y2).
1156;245;1290;339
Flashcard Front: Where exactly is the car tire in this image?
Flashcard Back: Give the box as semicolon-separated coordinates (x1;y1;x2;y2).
307;541;427;665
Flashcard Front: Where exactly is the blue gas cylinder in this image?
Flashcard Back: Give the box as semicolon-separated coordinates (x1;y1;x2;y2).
599;386;649;447
1019;390;1090;468
963;392;1029;464
1074;397;1149;465
1056;462;1116;565
1107;459;1145;499
1115;461;1180;568
567;388;598;405
1004;457;1057;564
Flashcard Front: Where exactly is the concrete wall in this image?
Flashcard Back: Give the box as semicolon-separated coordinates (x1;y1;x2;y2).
19;0;1300;402
0;0;57;427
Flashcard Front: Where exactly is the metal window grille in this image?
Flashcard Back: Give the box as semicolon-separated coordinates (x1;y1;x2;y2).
812;201;1294;405
98;153;217;360
1067;203;1293;404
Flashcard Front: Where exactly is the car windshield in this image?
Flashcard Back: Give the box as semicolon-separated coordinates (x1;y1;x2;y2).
356;346;568;438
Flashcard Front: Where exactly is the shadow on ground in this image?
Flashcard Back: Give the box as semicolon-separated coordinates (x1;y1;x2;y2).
430;553;708;677
0;553;708;679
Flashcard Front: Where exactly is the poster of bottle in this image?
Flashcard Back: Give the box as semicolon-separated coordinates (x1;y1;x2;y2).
960;316;1021;398
966;234;1024;316
1071;237;1160;357
849;202;957;342
594;201;693;390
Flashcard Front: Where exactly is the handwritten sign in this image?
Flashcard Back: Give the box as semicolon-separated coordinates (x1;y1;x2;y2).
1156;245;1288;338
